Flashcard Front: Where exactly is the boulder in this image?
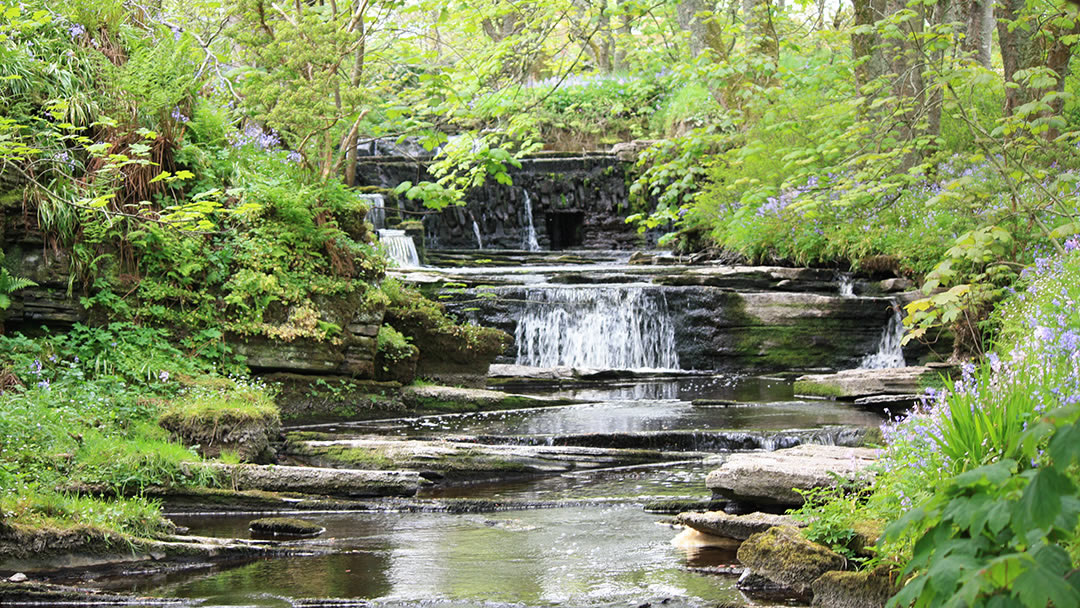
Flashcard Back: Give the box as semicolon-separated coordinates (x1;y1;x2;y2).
706;444;878;506
737;526;846;595
676;511;802;541
811;568;896;608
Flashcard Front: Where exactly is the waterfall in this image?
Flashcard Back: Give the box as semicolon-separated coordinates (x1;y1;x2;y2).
837;272;854;297
514;286;680;370
860;305;906;369
377;229;420;268
359;193;386;230
522;189;540;252
472;221;484;250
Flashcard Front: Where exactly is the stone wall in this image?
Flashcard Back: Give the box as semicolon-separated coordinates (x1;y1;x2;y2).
355;153;646;250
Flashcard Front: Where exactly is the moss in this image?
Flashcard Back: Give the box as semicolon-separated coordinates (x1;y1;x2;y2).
268;373;406;421
248;517;323;536
793;379;847;398
722;295;871;371
810;566;896;607
736;526;846;594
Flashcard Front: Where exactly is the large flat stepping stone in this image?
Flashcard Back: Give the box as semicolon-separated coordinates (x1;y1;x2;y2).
675;511;802;541
794;364;953;399
195;463;421;497
706;445;878;506
285;437;696;479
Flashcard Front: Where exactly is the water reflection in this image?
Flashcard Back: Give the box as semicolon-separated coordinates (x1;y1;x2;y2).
128;507;745;607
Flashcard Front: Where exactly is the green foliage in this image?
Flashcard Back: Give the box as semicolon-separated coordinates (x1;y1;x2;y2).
789;480;870;560
0;266;36;310
0;325;276;538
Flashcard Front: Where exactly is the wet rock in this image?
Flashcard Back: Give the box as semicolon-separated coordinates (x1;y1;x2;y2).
195;462;422;497
794;365;953;399
0;526;297;575
7;573;27;582
285;437;695;480
736;569;805;602
628;251;654;265
675;511;801;541
249;517;324;538
852;394;921;410
642;498;728;514
737;526;846;595
402;385;572;412
706;445;878;506
0;581;183;605
811;567;896;608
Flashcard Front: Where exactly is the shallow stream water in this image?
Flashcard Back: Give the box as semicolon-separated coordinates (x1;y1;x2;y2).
73;253;892;608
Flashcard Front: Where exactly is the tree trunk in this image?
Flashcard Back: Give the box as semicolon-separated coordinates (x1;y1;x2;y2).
852;0;888;90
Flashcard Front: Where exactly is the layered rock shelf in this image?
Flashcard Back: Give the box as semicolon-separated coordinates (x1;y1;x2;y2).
706;444;879;506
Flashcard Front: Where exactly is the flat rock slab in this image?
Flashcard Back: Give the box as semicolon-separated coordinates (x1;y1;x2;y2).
676;511;802;541
196;463;421;497
286;437;696;479
794;365;953;399
402;385;575;408
0;527;294;575
706;445;879;506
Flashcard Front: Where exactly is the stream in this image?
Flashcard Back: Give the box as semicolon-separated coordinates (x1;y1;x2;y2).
71;247;898;608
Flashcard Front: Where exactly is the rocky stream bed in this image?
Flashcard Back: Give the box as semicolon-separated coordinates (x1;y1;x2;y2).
1;249;939;608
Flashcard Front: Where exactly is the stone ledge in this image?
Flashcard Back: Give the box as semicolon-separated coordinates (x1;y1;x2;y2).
706;445;879;506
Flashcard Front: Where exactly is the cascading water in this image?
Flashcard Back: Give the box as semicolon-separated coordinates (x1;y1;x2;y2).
377;229;420;268
360;193;386;230
522;189;540;252
837;272;854;297
472;221;484;250
860;304;906;369
514;286;680;370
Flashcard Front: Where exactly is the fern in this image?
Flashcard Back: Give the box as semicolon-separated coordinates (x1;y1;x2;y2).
0;268;37;310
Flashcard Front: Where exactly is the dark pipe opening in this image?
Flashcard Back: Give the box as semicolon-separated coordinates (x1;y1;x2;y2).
545;212;585;249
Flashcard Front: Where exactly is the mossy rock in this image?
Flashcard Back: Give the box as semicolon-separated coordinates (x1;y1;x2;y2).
158;400;280;464
267;373;405;422
810;566;897;608
736;526;846;595
248;517;324;538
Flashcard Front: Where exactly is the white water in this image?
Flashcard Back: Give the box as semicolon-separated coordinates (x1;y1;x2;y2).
360;193;386;230
377;229;420;268
514;286;680;370
522;189;540;252
838;273;854;297
472;221;484;250
860;306;906;369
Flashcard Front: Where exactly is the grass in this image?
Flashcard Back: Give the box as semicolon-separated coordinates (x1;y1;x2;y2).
0;326;281;540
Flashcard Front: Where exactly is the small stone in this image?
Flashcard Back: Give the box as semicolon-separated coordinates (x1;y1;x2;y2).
249;517;325;537
8;572;28;582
